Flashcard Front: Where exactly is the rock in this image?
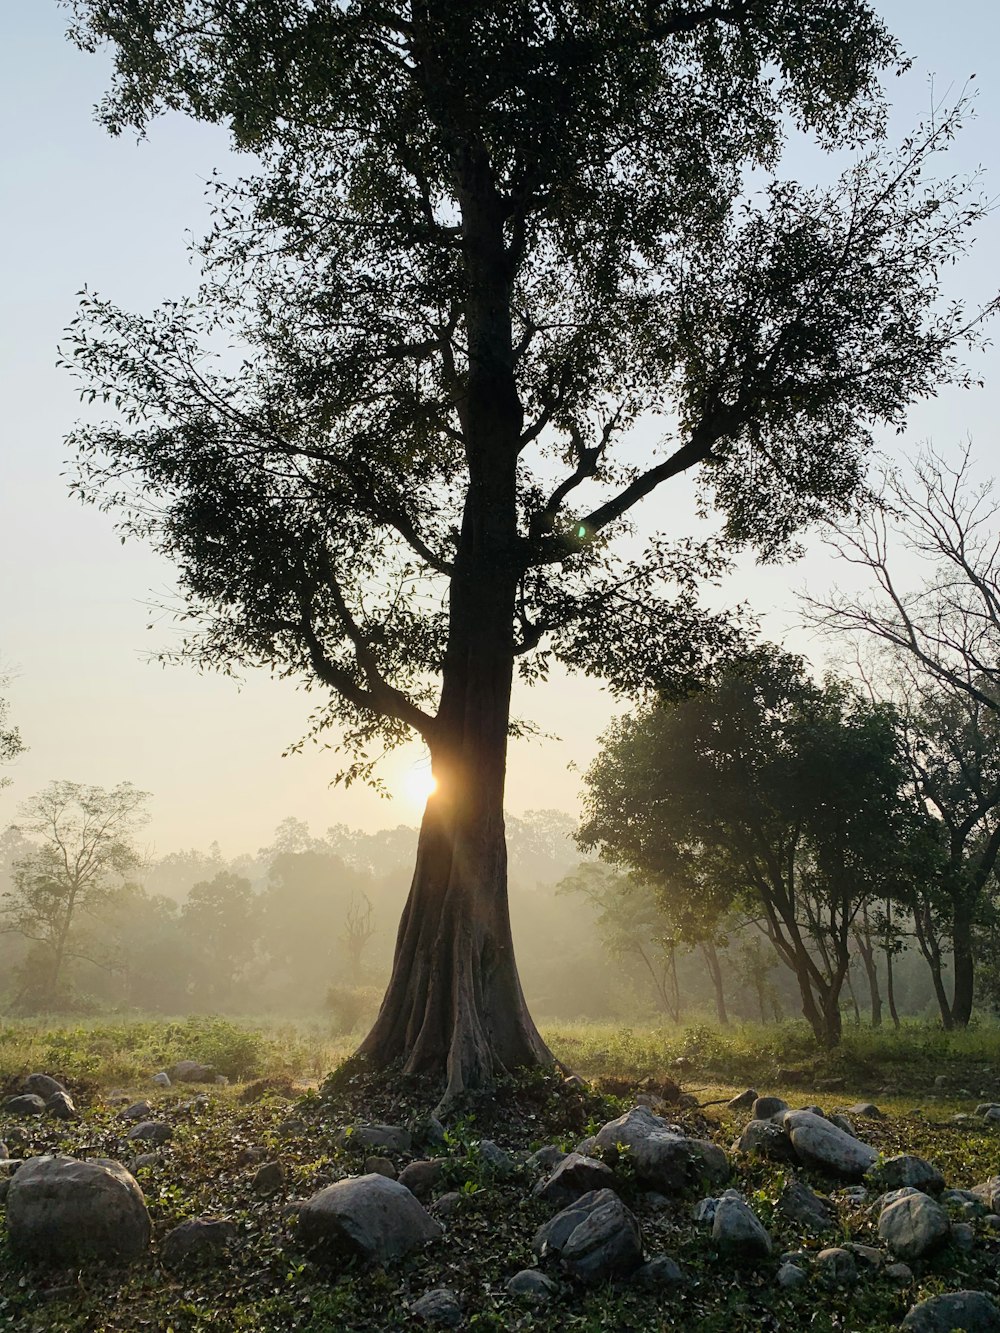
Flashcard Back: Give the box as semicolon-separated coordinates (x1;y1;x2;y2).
878;1191;950;1260
827;1114;855;1135
777;1180;837;1233
214;1074;229;1086
506;1268;559;1303
5;1155;151;1263
633;1255;684;1287
692;1196;718;1223
23;1075;67;1100
532;1188;642;1283
777;1261;808;1289
363;1156;397;1180
297;1173;441;1263
119;1101;154;1123
170;1060;214;1083
252;1161;284;1194
885;1261;913;1283
334;1123;412;1155
845;1242;882;1270
398;1160;444;1198
594;1106;728;1193
846;1102;884;1119
735;1118;798;1164
952;1222;975;1250
874;1155;944;1194
751;1096;788;1120
0;1142;7;1159
4;1095;46;1117
984;1108;1000;1125
727;1089;758;1111
45;1093;77;1121
151;1072;171;1088
527;1145;568;1173
477;1140;516;1174
933;1074;948;1088
128;1154;160;1173
127;1121;172;1146
985;1215;1000;1233
972;1178;1000;1213
410;1288;462;1327
430;1191;462;1217
902;1291;1000;1332
160;1217;238;1267
814;1247;857;1288
712;1196;771;1259
534;1153;617;1206
575;1135;598;1156
413;1115;447;1149
783;1110;877;1180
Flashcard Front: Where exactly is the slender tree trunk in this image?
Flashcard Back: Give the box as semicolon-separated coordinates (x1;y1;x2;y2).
845;970;862;1026
913;899;953;1029
700;940;729;1025
853;914;882;1028
951;896;975;1028
885;946;901;1029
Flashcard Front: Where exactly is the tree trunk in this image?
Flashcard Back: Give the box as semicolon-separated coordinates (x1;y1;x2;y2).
845;970;862;1026
701;940;729;1025
853;914;882;1028
357;157;557;1101
913;898;953;1029
951;896;975;1028
884;946;901;1029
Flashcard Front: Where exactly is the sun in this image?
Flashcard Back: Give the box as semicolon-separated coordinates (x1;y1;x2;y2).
403;763;438;809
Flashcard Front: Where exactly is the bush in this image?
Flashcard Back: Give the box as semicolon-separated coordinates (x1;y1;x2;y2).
325;985;382;1035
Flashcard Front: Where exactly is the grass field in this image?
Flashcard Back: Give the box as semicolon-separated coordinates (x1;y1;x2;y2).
2;1016;1000;1331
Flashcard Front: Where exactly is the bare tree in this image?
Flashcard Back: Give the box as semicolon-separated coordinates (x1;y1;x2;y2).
341;892;376;986
805;446;1000;1026
2;781;149;1010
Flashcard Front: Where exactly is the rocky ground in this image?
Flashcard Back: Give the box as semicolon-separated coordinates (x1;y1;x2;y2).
2;1059;1000;1331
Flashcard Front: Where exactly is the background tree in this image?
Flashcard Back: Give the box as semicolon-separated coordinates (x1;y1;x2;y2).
341;891;377;986
2;781;148;1010
0;675;26;790
181;870;260;1008
61;0;992;1096
579;650;913;1046
809;448;1000;1025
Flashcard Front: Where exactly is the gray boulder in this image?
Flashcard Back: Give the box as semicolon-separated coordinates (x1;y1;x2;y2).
594;1106;728;1192
45;1092;77;1121
252;1161;284;1194
410;1288;462;1327
777;1179;837;1233
526;1145;567;1173
4;1095;46;1117
127;1121;172;1146
727;1089;758;1111
6;1155;150;1263
160;1217;237;1268
902;1291;1000;1332
297;1173;441;1263
751;1096;788;1120
506;1268;558;1302
534;1153;617;1206
972;1177;1000;1213
398;1159;444;1197
152;1072;171;1088
814;1247;857;1288
532;1187;642;1284
846;1102;884;1119
333;1123;412;1155
783;1110;877;1180
119;1101;154;1122
874;1155;944;1194
734;1118;798;1164
777;1261;808;1289
633;1255;683;1287
23;1075;66;1100
170;1060;214;1083
477;1139;516;1174
712;1196;772;1259
363;1155;396;1179
878;1191;950;1261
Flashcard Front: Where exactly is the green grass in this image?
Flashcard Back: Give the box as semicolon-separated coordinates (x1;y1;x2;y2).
2;1016;1000;1331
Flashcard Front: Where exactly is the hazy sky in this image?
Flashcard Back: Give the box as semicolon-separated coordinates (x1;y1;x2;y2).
2;3;999;856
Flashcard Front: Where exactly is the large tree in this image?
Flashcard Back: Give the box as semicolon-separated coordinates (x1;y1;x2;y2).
61;1;991;1097
578;651;914;1046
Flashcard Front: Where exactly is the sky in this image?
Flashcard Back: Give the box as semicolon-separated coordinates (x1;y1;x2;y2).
2;2;999;857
